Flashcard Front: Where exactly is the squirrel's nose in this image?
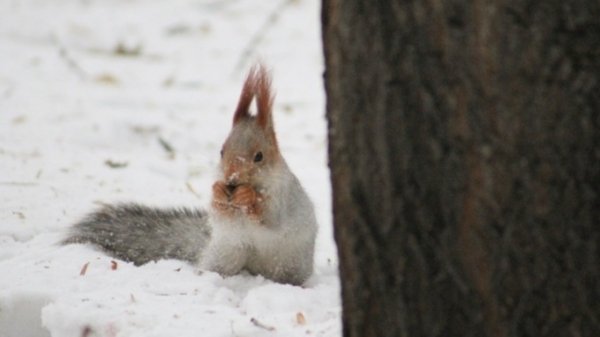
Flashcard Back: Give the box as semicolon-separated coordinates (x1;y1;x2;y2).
226;172;240;186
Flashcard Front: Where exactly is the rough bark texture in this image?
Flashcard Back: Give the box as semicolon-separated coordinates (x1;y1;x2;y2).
322;1;599;337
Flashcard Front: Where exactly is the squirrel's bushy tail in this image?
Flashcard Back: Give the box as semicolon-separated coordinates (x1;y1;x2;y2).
62;204;211;265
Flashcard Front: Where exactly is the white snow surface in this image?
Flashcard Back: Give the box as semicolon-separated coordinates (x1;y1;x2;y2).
0;0;340;336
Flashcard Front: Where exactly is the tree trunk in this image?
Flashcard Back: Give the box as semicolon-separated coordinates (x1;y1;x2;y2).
322;1;599;337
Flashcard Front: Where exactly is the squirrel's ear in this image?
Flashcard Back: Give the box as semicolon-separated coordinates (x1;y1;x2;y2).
233;67;257;125
255;65;275;130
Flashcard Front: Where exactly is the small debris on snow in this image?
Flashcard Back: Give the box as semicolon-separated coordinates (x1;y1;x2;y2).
12;211;26;220
113;42;142;57
158;136;176;158
94;73;120;86
81;325;93;337
104;160;128;169
250;317;276;331
80;262;90;276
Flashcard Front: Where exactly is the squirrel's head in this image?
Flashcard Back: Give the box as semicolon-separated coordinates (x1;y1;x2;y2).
219;65;281;188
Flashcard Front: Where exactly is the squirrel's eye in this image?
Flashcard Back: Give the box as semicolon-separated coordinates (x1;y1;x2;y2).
254;151;263;162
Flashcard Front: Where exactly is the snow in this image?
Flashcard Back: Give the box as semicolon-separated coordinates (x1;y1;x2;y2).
0;0;340;336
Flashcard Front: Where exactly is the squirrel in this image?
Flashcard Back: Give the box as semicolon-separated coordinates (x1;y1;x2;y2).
62;65;318;286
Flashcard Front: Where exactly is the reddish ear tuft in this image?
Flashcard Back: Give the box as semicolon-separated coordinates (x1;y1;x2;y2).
232;65;275;129
233;66;258;125
255;65;275;129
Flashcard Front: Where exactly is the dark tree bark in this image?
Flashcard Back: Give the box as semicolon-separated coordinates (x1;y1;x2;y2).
322;1;599;337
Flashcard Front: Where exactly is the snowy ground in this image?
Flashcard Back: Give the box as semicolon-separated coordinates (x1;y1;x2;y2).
0;0;340;336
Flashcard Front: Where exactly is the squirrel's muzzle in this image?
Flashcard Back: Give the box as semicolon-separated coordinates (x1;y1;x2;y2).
225;184;237;196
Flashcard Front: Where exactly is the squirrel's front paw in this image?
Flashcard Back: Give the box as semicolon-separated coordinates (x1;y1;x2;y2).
211;181;233;214
211;182;263;220
230;184;261;215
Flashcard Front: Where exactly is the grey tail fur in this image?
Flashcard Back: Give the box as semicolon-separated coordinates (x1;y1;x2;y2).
62;203;211;265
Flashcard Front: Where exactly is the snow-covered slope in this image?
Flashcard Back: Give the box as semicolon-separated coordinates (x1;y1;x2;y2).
0;0;340;336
